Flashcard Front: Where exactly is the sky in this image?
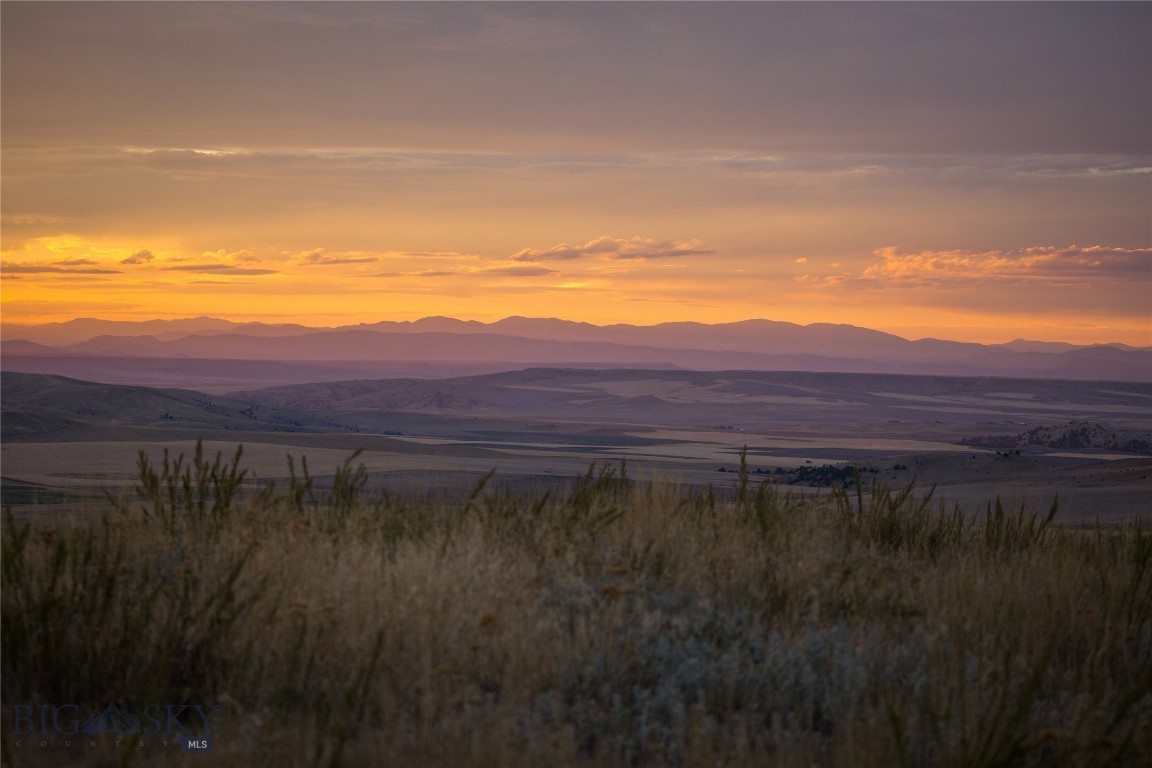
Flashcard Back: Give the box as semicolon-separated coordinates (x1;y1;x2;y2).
2;1;1150;344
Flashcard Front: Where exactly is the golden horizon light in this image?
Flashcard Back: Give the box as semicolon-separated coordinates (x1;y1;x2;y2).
2;3;1149;346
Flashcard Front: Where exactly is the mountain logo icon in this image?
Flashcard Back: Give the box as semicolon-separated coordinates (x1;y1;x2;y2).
80;704;142;734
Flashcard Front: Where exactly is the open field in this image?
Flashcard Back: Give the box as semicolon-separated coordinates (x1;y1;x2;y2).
4;432;1150;527
2;444;1149;767
3;369;1150;525
1;375;1149;765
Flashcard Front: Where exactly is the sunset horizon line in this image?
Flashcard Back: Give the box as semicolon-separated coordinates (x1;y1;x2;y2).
4;3;1147;350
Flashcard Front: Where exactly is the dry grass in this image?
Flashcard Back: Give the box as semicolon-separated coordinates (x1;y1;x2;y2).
2;443;1150;767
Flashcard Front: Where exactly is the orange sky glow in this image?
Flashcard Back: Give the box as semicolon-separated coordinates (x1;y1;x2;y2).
2;3;1149;346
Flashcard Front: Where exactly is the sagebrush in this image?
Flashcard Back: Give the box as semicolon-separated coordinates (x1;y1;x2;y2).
3;442;1149;767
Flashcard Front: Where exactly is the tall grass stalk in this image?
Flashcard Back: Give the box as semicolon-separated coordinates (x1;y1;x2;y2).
3;445;1149;767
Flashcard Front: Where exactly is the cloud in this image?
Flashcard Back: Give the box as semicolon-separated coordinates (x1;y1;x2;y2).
215;267;280;275
291;248;379;266
161;263;279;275
480;265;560;277
369;269;458;278
368;265;559;279
202;248;261;263
861;245;1150;285
53;258;100;266
512;236;713;263
1;300;141;318
396;250;481;260
1;262;121;275
120;249;155;265
793;257;808;264
1;214;64;225
797;245;1151;291
415;12;584;52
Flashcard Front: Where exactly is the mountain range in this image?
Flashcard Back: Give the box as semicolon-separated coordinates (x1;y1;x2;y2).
2;316;1149;383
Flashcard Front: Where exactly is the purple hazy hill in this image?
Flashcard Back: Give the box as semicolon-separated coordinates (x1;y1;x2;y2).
2;316;1148;383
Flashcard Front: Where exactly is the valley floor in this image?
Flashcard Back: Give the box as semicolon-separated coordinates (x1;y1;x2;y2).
3;418;1149;525
2;367;1149;523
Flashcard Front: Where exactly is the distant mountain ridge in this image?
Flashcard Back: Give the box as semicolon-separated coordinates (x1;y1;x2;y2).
4;315;1146;350
2;316;1149;382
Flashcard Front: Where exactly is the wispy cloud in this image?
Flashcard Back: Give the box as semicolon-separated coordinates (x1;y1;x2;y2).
1;262;121;275
161;264;279;275
480;265;560;277
414;12;584;52
291;248;379;266
395;251;481;260
120;249;155;265
369;265;560;279
0;214;65;225
865;245;1150;284
202;248;261;264
801;245;1151;288
512;236;713;263
52;258;100;267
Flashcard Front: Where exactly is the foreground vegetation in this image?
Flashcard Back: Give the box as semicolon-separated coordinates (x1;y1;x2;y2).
3;443;1150;767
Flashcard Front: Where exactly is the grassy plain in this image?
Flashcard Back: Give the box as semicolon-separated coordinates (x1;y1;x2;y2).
2;369;1150;765
4;414;1149;525
2;443;1150;767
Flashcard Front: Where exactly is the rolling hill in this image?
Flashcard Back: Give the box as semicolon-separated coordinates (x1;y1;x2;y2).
9;368;1151;444
0;372;332;439
234;367;1152;430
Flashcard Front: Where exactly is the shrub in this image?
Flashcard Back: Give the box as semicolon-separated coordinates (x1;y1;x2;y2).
2;444;1149;767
